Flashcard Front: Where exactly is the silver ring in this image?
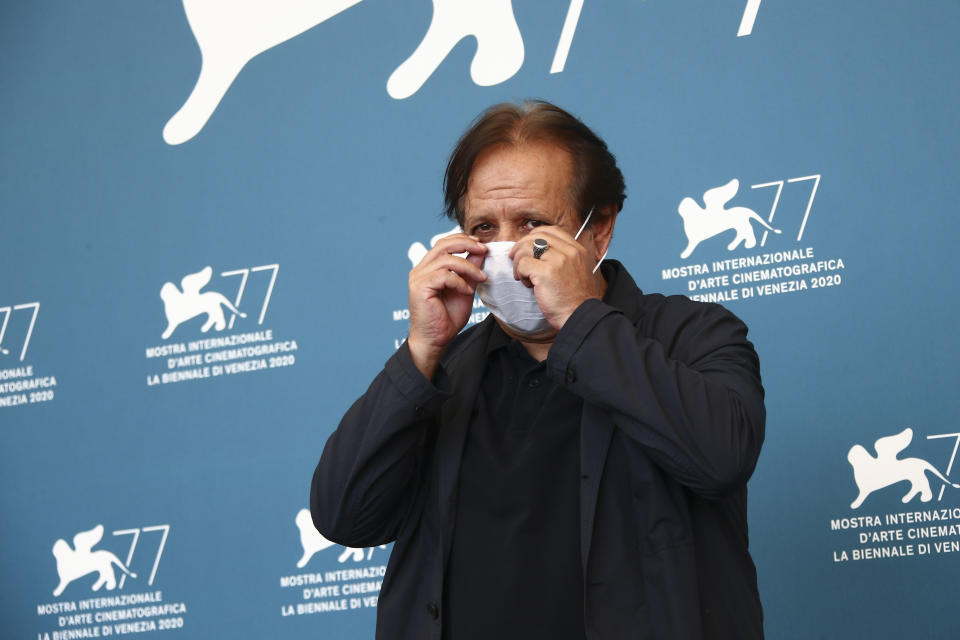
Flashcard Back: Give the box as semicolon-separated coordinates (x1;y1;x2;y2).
532;238;549;259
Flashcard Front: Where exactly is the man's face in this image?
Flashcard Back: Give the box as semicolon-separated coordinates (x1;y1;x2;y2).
462;141;582;244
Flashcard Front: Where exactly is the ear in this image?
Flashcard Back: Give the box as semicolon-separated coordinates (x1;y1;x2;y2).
588;204;618;260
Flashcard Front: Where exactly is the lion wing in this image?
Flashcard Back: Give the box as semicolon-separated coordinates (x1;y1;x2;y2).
180;266;213;295
702;179;740;210
72;524;105;553
873;428;913;459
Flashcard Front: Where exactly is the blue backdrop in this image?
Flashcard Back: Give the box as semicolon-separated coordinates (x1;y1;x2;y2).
3;1;959;638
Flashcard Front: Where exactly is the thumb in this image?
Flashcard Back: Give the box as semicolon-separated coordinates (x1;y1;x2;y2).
467;251;485;269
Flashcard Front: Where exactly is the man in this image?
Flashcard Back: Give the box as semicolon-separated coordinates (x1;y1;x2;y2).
312;100;765;639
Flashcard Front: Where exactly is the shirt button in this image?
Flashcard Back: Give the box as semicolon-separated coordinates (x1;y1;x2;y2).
426;602;439;619
566;369;577;383
414;406;425;417
528;378;540;388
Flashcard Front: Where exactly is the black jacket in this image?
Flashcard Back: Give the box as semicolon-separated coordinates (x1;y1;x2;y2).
312;261;765;639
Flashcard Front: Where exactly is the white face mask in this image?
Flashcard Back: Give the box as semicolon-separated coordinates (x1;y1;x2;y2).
476;241;554;336
476;208;607;337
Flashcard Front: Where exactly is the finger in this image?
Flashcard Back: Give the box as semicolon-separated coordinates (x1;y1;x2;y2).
415;254;487;284
414;234;484;271
412;267;476;300
465;250;485;269
530;230;594;271
437;270;477;297
513;254;547;288
508;236;544;279
509;234;575;282
514;253;547;278
427;234;488;259
510;239;539;283
508;229;580;263
528;225;584;252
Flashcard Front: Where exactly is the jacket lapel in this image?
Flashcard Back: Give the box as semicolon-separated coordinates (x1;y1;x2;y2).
435;319;492;566
579;261;640;570
579;404;615;571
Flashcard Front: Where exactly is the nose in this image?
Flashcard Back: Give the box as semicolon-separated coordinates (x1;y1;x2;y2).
493;228;523;243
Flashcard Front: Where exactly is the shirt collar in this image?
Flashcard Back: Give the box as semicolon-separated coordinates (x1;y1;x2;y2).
486;319;520;356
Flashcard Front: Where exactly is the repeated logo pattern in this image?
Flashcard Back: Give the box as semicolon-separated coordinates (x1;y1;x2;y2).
848;428;960;509
677;179;781;259
160;266;246;339
295;509;386;567
51;525;137;597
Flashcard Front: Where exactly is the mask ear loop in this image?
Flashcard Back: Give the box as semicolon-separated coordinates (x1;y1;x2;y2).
574;207;607;274
593;247;608;274
574;207;594;240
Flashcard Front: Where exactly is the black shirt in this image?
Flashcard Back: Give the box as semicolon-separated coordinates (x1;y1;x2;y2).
442;324;586;640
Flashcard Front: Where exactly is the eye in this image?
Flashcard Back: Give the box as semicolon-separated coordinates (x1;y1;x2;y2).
470;222;494;237
522;219;548;233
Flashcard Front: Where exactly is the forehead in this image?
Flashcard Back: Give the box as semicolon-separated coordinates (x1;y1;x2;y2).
463;142;574;217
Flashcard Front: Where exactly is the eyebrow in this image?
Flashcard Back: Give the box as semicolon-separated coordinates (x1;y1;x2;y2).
463;209;549;223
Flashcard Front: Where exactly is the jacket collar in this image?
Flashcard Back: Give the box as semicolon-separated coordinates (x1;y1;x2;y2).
600;259;644;321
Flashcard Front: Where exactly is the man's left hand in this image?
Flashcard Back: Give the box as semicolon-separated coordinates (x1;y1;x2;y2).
509;226;604;331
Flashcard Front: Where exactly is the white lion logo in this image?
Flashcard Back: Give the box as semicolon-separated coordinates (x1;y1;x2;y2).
386;0;523;100
163;0;362;145
52;525;136;597
677;179;781;259
164;0;523;144
847;428;960;509
160;266;246;339
295;509;386;567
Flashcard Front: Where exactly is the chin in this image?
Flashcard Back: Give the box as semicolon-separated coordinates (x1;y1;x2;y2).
501;323;558;343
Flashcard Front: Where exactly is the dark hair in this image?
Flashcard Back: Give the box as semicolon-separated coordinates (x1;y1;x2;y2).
443;100;626;225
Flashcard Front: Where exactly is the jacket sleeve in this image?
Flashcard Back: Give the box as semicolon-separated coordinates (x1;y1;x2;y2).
311;342;449;547
546;297;765;498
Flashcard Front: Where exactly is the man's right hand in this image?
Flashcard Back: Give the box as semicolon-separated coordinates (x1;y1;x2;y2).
407;234;487;379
